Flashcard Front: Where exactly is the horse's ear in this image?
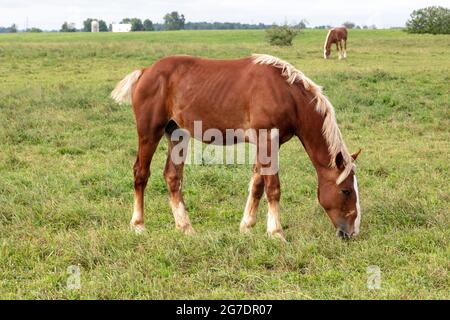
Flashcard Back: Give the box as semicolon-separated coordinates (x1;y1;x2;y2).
335;152;345;170
351;149;362;162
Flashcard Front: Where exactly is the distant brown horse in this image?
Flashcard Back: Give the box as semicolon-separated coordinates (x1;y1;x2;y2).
111;54;361;240
324;27;348;59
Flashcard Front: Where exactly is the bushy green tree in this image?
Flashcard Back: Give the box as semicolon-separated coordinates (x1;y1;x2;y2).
60;22;76;32
342;21;356;29
406;6;450;34
9;24;17;33
314;25;332;29
98;20;108;32
265;25;299;46
143;19;154;31
295;19;309;29
27;27;42;33
131;18;144;31
163;11;185;30
83;18;94;32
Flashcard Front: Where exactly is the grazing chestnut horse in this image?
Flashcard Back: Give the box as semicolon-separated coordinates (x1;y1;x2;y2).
324;27;348;59
111;54;361;240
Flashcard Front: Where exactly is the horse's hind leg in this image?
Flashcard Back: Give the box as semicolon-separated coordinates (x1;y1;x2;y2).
240;163;264;233
131;130;164;233
164;137;194;235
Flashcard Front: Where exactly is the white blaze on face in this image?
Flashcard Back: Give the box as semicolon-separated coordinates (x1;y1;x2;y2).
353;176;361;235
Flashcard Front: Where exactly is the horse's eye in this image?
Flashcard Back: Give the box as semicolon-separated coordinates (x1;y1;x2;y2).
341;189;352;196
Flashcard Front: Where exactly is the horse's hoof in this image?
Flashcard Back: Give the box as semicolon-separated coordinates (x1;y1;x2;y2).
130;222;146;234
268;230;287;242
240;226;251;234
240;216;256;234
179;224;195;235
239;222;253;234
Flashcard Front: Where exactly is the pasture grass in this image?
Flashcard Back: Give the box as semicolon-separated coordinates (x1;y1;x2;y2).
0;29;449;299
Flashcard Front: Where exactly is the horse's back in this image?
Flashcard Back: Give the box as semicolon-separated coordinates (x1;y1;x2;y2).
134;56;247;131
335;27;348;39
147;55;254;77
134;55;301;138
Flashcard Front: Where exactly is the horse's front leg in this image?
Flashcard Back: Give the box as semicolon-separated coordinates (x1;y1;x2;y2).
164;138;194;235
240;163;265;233
337;41;343;60
343;40;347;58
264;173;285;241
255;129;285;241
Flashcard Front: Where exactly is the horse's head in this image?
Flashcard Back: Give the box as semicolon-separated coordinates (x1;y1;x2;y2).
317;150;361;239
324;48;331;59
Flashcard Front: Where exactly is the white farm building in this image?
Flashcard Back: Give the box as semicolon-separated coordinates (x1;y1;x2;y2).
112;23;132;32
91;20;99;32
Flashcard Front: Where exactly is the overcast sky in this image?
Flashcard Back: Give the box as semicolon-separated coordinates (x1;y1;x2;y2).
1;0;449;30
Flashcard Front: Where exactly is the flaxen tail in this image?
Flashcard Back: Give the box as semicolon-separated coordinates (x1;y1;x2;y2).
111;69;143;105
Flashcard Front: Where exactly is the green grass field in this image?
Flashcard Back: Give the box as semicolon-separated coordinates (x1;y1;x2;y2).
0;29;449;299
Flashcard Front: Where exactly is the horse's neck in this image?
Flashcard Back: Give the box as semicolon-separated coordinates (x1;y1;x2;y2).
325;31;333;50
296;101;334;179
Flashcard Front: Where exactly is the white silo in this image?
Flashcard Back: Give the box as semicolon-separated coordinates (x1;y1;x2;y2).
91;20;99;32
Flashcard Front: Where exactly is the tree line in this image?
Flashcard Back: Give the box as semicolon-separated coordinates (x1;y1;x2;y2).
0;24;17;33
61;12;272;32
2;7;448;34
0;19;368;34
58;12;185;32
0;24;42;33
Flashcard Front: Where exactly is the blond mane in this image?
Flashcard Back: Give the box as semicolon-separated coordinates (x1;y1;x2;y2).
252;54;354;184
324;28;334;50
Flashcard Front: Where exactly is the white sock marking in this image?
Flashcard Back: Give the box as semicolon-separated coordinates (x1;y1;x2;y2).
267;202;281;234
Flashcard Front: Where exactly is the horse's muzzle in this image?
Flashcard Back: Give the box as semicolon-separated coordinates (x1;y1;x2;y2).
336;228;353;240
